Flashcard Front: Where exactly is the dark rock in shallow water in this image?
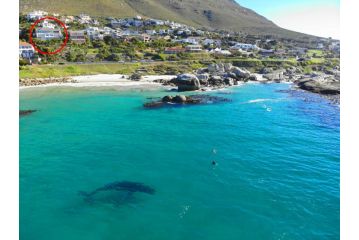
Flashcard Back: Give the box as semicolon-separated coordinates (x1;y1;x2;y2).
79;181;155;206
276;88;340;105
143;101;165;108
20;110;37;117
144;94;231;109
162;95;173;102
172;95;187;103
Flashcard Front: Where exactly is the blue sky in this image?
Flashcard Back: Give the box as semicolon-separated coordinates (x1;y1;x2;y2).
236;0;340;38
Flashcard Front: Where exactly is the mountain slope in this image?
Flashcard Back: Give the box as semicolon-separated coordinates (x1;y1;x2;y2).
20;0;314;39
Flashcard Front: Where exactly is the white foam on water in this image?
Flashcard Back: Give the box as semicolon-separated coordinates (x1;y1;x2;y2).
248;98;273;103
178;205;191;219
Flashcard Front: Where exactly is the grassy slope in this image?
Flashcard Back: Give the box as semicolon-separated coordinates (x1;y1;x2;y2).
19;62;201;78
20;0;314;39
19;59;298;79
20;0;139;17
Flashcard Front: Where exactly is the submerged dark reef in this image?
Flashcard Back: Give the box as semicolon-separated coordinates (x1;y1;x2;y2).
144;94;231;109
78;181;155;206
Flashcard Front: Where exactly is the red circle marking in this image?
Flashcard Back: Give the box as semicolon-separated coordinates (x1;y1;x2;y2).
29;16;69;55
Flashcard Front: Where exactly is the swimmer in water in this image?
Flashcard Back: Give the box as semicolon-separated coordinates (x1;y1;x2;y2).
212;160;217;166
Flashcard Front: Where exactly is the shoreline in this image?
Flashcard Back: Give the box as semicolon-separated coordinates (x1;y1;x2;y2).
19;74;177;90
19;72;339;104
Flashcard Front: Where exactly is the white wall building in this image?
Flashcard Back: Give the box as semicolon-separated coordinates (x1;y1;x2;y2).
41;20;56;29
19;42;35;58
27;10;48;20
185;44;202;52
35;28;63;40
230;43;259;51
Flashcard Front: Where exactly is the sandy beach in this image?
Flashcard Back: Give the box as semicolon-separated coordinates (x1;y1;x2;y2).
19;74;177;90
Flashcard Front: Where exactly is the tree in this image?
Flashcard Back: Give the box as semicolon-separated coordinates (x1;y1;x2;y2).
65;50;77;62
106;53;120;61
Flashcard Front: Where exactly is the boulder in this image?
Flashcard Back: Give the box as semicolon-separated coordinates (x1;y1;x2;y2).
173;95;187;103
208;76;224;86
225;72;238;80
224;63;233;72
260;67;273;74
162;95;173;102
231;67;251;78
171;74;201;91
208;63;225;73
224;78;234;86
144;95;231;109
263;70;285;82
196;67;208;74
296;79;340;95
196;74;210;85
249;74;258;81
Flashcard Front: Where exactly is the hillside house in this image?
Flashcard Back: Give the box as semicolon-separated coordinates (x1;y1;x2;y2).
41;20;56;29
209;48;232;56
69;30;86;44
329;42;340;53
146;30;157;35
203;39;222;47
27;10;48;20
185;44;202;52
101;27;114;36
141;34;151;43
180;38;199;45
86;27;104;40
164;47;186;54
195;30;205;35
35;28;63;40
61;16;75;24
19;42;35;59
230;43;258;51
111;19;125;28
259;49;275;57
125;18;143;27
78;14;91;24
288;47;307;57
121;29;140;36
151;19;165;26
158;29;167;35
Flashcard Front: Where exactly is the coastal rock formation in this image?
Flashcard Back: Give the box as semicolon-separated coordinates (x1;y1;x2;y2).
196;74;210;84
166;63;257;91
144;94;231;108
170;74;201;91
260;67;274;74
263;70;286;82
20;110;37;117
231;67;251;79
208;63;225;73
167;62;341;103
296;78;340;95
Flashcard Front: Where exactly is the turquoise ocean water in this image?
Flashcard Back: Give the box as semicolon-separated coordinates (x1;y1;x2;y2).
20;83;339;240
